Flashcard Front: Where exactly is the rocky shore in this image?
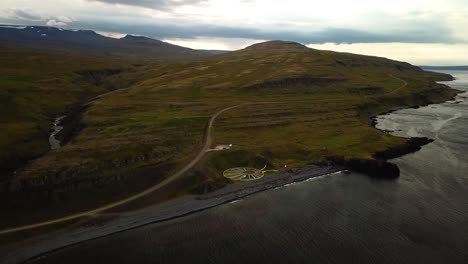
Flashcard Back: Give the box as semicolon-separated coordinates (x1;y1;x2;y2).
326;157;400;179
0;166;343;264
2;79;464;263
360;81;462;179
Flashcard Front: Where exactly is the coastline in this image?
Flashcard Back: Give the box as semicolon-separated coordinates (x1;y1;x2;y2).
1;166;343;264
324;81;462;179
363;81;463;173
1;77;463;263
196;165;342;200
371;81;462;147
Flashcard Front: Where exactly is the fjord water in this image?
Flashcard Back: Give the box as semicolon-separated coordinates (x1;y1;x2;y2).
32;71;468;264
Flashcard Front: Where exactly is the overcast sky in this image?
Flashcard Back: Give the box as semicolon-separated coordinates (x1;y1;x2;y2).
1;0;467;65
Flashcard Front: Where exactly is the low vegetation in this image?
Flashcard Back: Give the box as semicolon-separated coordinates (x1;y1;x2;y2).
0;40;458;226
0;46;162;180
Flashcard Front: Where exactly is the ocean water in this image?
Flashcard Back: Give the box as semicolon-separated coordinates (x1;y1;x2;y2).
30;71;468;264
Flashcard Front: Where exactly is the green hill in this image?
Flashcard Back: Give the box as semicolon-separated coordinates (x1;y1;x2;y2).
0;26;218;183
0;40;458;226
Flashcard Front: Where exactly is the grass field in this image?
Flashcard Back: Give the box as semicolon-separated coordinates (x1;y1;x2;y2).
0;41;458;226
0;46;164;180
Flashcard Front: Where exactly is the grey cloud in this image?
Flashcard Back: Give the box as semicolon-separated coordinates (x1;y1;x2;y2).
87;0;207;10
5;9;74;27
3;3;459;45
13;9;42;21
72;19;460;45
46;19;68;27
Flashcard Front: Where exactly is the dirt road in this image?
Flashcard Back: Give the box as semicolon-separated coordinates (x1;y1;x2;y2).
0;104;243;235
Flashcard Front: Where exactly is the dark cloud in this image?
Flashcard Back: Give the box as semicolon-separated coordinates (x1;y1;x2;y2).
88;0;207;10
72;19;459;45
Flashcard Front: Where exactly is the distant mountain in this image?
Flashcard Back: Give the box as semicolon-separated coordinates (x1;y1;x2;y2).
421;66;468;71
0;25;214;60
198;49;229;55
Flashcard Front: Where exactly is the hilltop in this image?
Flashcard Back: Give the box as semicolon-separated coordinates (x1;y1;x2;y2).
244;40;308;50
0;40;459;227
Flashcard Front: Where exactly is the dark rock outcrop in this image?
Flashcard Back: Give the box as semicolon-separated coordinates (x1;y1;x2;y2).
344;158;400;179
327;156;400;179
374;137;433;160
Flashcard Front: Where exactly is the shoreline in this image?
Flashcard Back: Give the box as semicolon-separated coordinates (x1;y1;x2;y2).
2;83;460;225
1;78;463;263
6;87;460;263
1;166;343;264
368;82;463;160
323;81;463;179
196;165;342;200
369;107;435;162
363;76;467;180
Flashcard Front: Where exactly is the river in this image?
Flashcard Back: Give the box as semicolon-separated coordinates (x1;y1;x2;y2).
49;116;66;150
29;71;468;264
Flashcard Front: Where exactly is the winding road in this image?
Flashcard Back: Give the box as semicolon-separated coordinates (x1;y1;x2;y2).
0;104;244;235
0;74;411;236
387;74;409;95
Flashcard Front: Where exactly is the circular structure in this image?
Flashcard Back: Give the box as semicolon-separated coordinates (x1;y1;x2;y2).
223;167;265;181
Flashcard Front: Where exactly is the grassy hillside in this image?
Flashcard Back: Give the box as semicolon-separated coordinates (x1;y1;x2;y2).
1;41;458;226
0;25;215;181
0;46;165;181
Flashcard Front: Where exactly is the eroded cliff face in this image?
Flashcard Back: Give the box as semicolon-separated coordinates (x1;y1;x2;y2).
8;150;175;193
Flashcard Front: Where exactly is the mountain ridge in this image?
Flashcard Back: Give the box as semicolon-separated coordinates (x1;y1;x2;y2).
0;25;215;60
